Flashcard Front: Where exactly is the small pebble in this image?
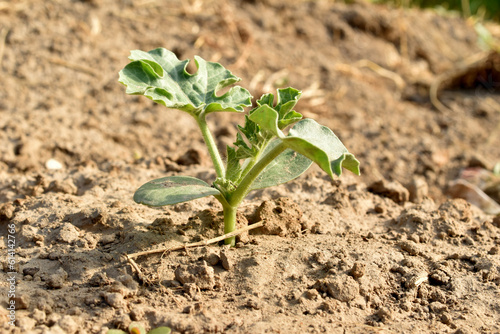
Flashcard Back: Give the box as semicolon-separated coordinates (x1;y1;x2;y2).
325;275;359;302
304;289;319;300
488;246;498;255
441;312;453;325
246;298;261;310
462;235;474;246
58;315;79;334
130;306;145;321
17;317;36;331
104;292;126;309
220;249;234;270
46;268;68;289
46;159;63;170
204;252;220;266
13;294;30;309
32;309;46;323
23;267;40;276
399;240;420;256
349;262;365;279
175;262;215;290
377;307;393;323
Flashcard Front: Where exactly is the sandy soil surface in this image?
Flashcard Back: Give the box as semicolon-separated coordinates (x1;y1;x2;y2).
1;0;500;333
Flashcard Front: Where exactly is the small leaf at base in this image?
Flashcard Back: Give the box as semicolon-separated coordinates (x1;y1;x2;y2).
134;176;220;207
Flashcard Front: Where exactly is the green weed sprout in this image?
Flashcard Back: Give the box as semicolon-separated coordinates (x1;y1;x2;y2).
475;22;500;52
107;322;171;334
119;48;360;246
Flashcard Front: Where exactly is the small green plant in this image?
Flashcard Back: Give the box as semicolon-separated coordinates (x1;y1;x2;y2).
493;162;500;176
475;22;500;52
107;322;171;334
119;48;360;246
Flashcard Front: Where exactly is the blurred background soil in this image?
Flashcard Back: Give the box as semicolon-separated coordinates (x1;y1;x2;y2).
0;0;500;333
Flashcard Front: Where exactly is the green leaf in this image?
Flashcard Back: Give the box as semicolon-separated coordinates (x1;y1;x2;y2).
252;88;302;129
134;176;221;207
106;331;127;334
250;139;313;190
233;88;302;156
286;120;360;177
118;48;252;116
249;109;360;178
475;23;500;52
248;104;284;138
148;327;172;334
230;88;302;165
226;146;242;182
234;115;261;159
494;162;500;176
129;323;147;334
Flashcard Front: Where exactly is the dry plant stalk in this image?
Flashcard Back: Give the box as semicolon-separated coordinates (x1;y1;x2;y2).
47;56;101;77
125;221;265;259
429;51;492;113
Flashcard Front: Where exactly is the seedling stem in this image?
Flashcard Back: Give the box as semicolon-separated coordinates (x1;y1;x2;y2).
196;113;225;178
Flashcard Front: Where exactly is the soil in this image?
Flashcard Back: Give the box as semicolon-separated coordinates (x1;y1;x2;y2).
1;0;500;333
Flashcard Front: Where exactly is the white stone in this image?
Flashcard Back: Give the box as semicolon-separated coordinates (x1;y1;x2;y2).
46;159;63;170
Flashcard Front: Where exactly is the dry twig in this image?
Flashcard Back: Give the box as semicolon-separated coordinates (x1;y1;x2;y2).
123;255;151;285
429;51;491;112
355;59;406;90
125;221;265;259
334;60;405;91
46;56;101;78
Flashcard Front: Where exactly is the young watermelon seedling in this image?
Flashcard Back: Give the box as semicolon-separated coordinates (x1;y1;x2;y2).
119;48;360;246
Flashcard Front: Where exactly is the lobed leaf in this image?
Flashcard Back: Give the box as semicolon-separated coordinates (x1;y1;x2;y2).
134;176;220;207
118;48;252;116
249;108;360;179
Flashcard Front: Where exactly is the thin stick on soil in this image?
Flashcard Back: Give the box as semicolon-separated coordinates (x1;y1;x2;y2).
354;59;406;90
125;221;265;259
46;56;101;77
429;51;491;112
334;60;405;91
123;254;152;285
